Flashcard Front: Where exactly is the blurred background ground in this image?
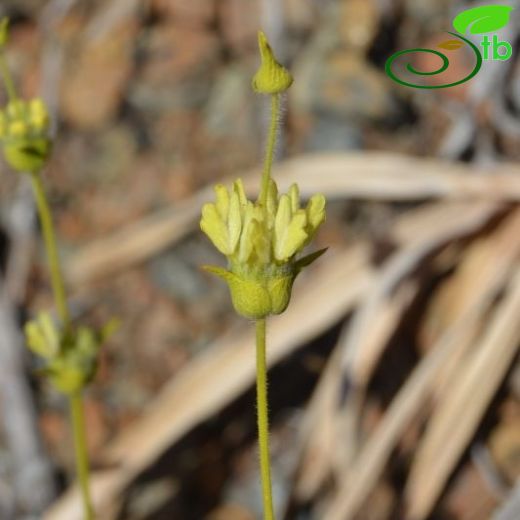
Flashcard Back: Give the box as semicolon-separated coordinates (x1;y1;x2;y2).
0;0;519;519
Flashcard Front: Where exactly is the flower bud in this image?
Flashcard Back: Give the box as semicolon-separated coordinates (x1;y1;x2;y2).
252;31;293;94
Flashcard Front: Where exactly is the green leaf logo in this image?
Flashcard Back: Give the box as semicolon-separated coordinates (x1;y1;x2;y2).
453;5;514;34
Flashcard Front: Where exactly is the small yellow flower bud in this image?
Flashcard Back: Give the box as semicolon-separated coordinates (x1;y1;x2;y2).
252;31;293;94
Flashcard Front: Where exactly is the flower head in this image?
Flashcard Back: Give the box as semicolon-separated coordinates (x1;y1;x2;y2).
0;98;52;172
201;179;326;319
25;313;117;394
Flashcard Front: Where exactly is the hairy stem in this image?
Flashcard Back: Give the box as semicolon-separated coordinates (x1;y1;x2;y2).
256;318;275;520
259;93;280;207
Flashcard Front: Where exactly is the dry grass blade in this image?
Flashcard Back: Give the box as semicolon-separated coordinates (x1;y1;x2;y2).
324;308;479;520
294;201;501;500
295;282;416;502
429;210;520;395
44;245;372;520
341;201;499;389
405;266;520;520
66;152;520;286
321;209;520;520
272;153;520;201
294;342;343;502
65;194;210;287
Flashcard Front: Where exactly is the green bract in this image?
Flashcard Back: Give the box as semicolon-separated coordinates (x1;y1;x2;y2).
200;179;326;319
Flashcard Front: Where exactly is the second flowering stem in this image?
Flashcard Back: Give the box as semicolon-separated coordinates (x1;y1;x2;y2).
30;170;93;520
29;171;71;328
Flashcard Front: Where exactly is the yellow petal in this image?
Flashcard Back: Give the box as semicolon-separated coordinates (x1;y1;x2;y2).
227;189;241;253
275;201;308;261
289;183;300;213
214;184;229;221
29;98;49;132
266;179;278;228
24;313;60;359
8;120;28;137
233;178;248;207
238;203;255;263
306;193;326;232
200;203;231;255
251;219;271;264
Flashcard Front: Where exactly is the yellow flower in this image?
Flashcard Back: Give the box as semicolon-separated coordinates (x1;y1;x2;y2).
0;98;52;172
252;31;293;94
25;313;117;394
200;179;326;319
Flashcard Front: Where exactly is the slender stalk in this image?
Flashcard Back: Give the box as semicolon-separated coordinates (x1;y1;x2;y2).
29;171;71;328
70;392;94;520
0;50;17;102
1;24;93;520
259;93;280;207
256;318;275;520
30;171;93;519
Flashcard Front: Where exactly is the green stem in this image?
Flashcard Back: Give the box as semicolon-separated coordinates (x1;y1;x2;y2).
29;171;71;327
0;50;17;102
256;318;275;520
259;93;280;207
70;392;94;520
30;172;94;519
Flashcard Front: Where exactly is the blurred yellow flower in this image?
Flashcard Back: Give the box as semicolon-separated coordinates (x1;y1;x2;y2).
0;98;51;172
200;179;326;319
